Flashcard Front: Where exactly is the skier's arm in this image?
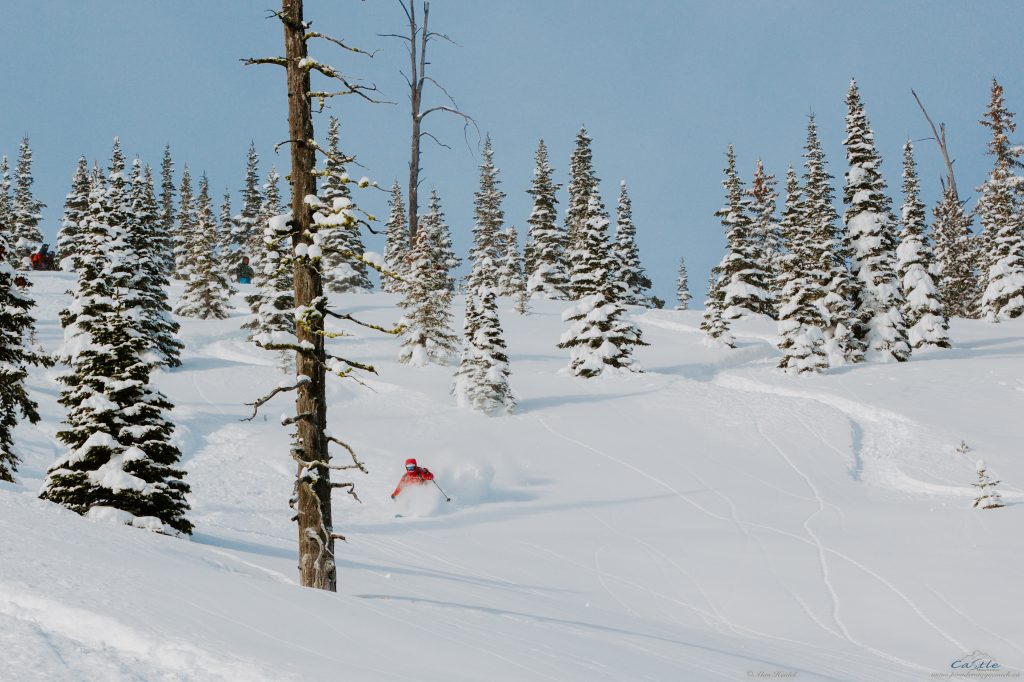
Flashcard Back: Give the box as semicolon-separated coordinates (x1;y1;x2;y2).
421;468;434;481
391;474;408;499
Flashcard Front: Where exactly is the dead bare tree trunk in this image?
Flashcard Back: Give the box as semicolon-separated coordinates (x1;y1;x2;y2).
243;0;392;592
280;0;336;592
912;89;960;200
388;1;475;242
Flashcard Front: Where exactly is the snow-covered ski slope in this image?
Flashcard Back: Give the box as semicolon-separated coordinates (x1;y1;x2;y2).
3;271;1022;681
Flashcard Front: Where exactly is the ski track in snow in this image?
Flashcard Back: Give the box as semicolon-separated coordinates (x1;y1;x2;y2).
536;403;972;678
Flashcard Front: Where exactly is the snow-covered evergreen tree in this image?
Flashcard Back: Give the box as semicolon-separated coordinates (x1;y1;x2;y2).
932;185;979;318
0;234;50;482
319;117;371;293
716;146;772;319
972;460;1005;509
40;296;192;534
496;226;525;296
398;227;457;366
842;79;909;362
382;181;409;293
775;166;829;373
676;256;690;310
232;142;262;275
701;265;735;348
218;189;237;280
896;141;950;350
173;166;194;280
524;139;567;299
243;166;294;359
468;136;506;292
559;190;646;376
174;175;232;319
452;289;514;414
158;146;176;279
613;181;652;306
0;157;11;266
56;156;91;271
41;164;192;534
977;79;1024;322
564;126;599;266
422;189;459;292
130;162;183;367
749;159;782;315
10;138;45;265
804;115;856;365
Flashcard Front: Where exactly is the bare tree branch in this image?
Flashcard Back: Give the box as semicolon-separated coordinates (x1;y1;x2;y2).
911;88;959;199
305;31;378;57
241;56;287;67
241;377;312;422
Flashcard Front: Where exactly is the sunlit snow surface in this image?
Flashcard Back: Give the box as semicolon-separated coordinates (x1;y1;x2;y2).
2;271;1022;681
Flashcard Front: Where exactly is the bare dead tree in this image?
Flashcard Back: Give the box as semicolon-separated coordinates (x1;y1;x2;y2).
912;89;960;200
242;0;401;592
382;0;477;241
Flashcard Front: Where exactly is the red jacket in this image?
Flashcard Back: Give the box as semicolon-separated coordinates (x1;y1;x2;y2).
391;467;434;498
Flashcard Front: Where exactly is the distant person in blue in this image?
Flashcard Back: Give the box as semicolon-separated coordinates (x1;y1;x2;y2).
236;256;254;284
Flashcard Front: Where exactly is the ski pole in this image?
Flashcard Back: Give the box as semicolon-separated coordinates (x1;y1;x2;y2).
432;479;451;502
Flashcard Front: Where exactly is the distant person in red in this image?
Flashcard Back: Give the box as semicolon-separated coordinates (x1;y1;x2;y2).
391;458;434;499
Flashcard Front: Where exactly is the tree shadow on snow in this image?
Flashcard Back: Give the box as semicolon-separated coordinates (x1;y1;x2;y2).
351;595;848;681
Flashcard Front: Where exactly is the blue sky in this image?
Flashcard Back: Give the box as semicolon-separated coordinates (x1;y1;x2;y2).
2;0;1023;302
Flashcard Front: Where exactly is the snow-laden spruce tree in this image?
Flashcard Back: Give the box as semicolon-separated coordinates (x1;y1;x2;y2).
41;297;193;534
0;234;50;482
613;180;652;306
130;161;183;367
41;167;191;534
524;139;567;299
559;190;646;376
804;114;856;365
173;165;194;280
715;146;772;319
244;167;294;347
320;116;372;293
56;156;91;271
452;287;514;414
422;189;460;292
382;181;409;293
398;227;457;366
232;142;262;274
10;138;45;265
676;256;690;309
565;127;599;266
174;175;232;319
843;79;909;362
0;157;11;266
977;79;1024;322
468;136;506;292
158;146;176;279
496;226;525;296
972;460;1006;509
218;189;237;282
896;141;950;350
749;159;782;315
776;166;829;373
932;185;979;318
701;265;735;348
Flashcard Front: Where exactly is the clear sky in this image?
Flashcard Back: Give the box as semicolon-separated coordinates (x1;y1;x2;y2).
2;0;1023;302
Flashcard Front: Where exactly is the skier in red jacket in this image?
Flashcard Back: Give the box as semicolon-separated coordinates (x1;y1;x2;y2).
391;458;434;499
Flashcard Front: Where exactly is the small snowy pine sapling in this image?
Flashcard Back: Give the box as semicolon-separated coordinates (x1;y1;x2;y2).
676;255;690;310
956;440;972;457
972;460;1005;509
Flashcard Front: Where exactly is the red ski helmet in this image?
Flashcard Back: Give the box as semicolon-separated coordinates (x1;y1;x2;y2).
405;458;418;469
